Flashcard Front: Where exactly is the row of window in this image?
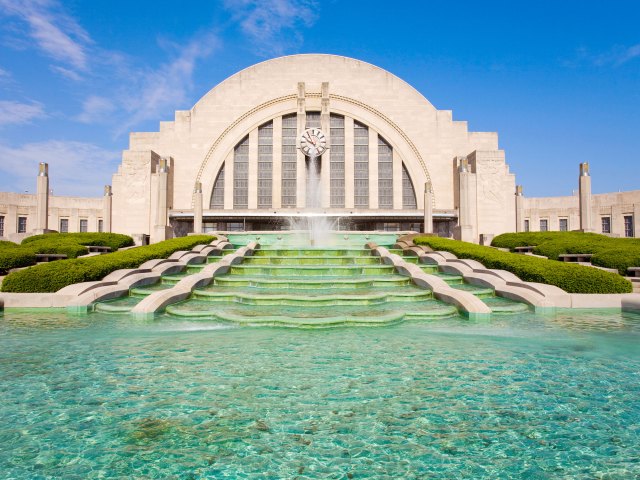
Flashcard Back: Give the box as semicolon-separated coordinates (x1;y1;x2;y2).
0;216;102;237
524;215;635;237
210;112;418;209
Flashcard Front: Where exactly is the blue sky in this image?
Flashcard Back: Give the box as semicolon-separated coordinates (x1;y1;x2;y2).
0;0;638;197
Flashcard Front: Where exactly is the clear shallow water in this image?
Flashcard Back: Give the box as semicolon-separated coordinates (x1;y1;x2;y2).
1;310;640;479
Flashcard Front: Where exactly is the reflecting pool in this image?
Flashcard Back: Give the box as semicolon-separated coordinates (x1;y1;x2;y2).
1;310;639;478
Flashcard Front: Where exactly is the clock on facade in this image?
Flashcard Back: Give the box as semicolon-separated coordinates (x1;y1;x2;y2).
299;128;327;157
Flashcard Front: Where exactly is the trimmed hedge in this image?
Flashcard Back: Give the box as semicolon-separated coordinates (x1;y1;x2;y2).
492;231;640;275
0;249;37;274
22;232;134;250
0;232;135;274
1;235;215;293
414;236;632;294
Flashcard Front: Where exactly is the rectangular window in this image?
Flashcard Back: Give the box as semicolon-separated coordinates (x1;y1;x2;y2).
98;219;104;233
210;164;225;209
524;219;530;232
233;136;249;209
258;121;273;208
60;218;69;233
559;218;568;231
281;114;297;207
354;121;369;208
601;216;611;234
79;219;88;232
0;215;4;237
624;215;634;237
330;114;345;208
378;136;393;208
540;219;548;232
18;216;27;233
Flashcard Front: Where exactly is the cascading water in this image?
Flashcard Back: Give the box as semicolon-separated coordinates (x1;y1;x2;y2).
288;153;338;247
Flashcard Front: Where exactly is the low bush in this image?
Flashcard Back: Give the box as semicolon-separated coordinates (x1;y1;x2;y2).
414;236;632;294
491;231;640;275
1;235;215;293
0;249;37;275
22;232;134;250
0;240;19;250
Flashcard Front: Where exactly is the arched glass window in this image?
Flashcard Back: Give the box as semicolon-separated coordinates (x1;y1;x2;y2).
354;121;369;208
258;121;273;208
330;114;345;207
402;163;417;209
281;114;297;207
210;163;225;208
233;135;249;208
378;135;393;208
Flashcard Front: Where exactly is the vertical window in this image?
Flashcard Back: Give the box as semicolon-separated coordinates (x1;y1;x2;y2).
601;216;611;234
281;114;297;207
79;219;88;232
233;136;249;209
378;136;393;208
258;121;273;208
402;164;417;209
60;218;69;233
98;219;104;233
540;219;548;232
624;215;634;237
330;114;345;207
559;218;568;231
210;163;225;208
524;219;530;232
305;111;321;128
354;121;369;207
0;215;4;237
18;216;27;233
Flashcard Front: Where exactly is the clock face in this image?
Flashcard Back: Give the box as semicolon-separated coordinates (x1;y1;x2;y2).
299;128;327;157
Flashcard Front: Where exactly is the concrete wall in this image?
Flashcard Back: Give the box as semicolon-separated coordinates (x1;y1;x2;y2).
0;192;103;240
524;190;640;237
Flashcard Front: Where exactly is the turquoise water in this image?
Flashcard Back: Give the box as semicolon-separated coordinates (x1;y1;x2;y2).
1;310;640;478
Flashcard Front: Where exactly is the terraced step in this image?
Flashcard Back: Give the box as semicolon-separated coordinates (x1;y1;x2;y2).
450;283;495;297
254;248;372;257
191;289;433;306
165;299;458;327
481;296;530;314
212;275;413;289
242;255;382;265
229;265;395;276
130;282;174;296
94;296;143;313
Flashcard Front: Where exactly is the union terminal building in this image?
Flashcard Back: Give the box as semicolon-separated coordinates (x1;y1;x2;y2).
113;54;517;243
1;54;639;242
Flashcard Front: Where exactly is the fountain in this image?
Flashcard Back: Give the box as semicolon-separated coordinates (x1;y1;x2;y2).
287;153;338;247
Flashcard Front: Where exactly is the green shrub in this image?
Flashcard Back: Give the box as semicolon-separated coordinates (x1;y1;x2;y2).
1;235;215;293
414;236;632;294
0;240;19;250
22;232;134;250
23;241;89;258
0;249;37;275
491;231;640;275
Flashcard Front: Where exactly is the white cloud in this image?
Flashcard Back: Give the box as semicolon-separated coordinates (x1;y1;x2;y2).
224;0;317;55
0;100;46;126
0;67;10;79
0;0;91;71
75;95;115;123
0;140;118;196
116;32;219;134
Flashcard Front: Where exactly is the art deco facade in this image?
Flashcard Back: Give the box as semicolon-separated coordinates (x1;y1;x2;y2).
1;55;638;242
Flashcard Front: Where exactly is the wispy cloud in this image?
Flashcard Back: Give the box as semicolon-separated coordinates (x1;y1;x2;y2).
0;100;46;126
115;32;219;134
568;44;640;68
224;0;318;56
0;0;91;72
0;140;118;196
75;95;115;124
0;67;10;79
